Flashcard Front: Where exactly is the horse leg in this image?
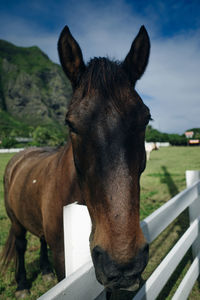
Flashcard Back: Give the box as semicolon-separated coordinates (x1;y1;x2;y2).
40;237;54;280
14;224;29;298
51;245;65;281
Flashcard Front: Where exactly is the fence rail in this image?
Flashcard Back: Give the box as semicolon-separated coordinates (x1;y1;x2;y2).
38;170;200;300
0;148;24;153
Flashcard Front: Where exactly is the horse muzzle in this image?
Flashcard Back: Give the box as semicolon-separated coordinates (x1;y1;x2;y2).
92;243;149;290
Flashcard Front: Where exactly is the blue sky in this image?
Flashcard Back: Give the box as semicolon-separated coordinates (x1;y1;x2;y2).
0;0;200;133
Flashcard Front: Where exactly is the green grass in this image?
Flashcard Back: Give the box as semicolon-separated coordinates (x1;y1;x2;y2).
140;146;200;300
0;147;200;299
140;146;200;219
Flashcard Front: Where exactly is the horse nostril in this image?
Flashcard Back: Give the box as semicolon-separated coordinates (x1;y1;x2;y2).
92;246;121;281
122;243;149;277
92;244;149;288
92;246;104;261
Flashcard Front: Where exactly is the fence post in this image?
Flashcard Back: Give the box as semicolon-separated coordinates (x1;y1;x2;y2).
186;170;200;259
63;204;91;277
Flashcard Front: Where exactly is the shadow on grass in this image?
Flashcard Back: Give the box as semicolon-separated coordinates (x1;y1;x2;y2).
160;166;179;197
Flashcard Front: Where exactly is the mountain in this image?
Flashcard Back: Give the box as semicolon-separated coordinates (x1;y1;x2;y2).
0;39;72;134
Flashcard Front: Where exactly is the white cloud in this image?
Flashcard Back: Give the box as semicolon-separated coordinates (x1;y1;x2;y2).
137;33;200;133
64;0;156;62
0;0;200;133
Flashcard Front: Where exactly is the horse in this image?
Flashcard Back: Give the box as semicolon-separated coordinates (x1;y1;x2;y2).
145;142;159;160
0;25;151;297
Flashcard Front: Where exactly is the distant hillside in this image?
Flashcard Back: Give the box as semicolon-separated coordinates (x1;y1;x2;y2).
0;39;72;134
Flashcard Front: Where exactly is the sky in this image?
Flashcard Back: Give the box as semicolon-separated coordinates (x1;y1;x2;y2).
0;0;200;134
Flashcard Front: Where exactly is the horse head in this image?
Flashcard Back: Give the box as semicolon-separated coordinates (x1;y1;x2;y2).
58;25;151;290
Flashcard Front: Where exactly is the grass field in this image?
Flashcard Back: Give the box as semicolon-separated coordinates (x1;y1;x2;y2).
0;147;200;299
140;146;200;300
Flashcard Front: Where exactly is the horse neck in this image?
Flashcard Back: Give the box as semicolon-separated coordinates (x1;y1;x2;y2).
57;141;84;206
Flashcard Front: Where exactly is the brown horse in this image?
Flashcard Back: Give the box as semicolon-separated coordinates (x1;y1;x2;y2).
1;25;151;296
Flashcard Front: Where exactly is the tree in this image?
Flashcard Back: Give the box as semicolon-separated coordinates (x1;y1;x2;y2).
168;134;187;146
145;125;187;145
0;137;17;148
145;126;169;142
32;126;66;146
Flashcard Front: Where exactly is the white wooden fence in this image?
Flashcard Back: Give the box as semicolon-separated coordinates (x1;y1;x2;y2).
0;148;24;153
38;170;200;300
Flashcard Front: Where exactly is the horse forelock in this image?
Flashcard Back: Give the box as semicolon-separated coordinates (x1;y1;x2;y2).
67;57;150;133
78;57;133;112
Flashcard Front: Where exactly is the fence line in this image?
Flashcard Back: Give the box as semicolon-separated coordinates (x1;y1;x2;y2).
133;217;200;300
0;148;24;153
140;178;200;243
38;170;200;300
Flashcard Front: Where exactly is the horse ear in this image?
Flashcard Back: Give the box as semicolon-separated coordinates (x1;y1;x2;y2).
123;26;150;85
58;26;86;89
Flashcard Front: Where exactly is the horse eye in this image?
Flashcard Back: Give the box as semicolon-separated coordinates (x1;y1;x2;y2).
149;114;153;122
145;114;152;126
65;119;78;134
